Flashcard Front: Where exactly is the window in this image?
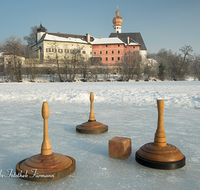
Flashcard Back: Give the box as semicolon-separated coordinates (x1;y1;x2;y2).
52;49;57;52
118;50;120;54
133;46;135;49
82;51;86;54
100;51;102;54
94;52;96;55
112;57;114;61
100;57;102;61
46;48;51;52
106;57;108;61
112;51;114;54
106;45;108;47
118;57;120;61
106;51;108;54
118;44;120;47
58;49;63;53
65;49;69;53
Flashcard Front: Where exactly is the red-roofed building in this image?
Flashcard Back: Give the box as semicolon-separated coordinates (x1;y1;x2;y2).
91;7;147;66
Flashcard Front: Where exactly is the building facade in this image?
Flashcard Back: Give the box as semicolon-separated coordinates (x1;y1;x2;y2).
91;37;141;65
30;8;147;66
30;25;94;62
91;8;147;65
0;53;25;68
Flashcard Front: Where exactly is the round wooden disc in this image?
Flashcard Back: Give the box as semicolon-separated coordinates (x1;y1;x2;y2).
135;142;186;169
76;121;108;134
16;153;76;181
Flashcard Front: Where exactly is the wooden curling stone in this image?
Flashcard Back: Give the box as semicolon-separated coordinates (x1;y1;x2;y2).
76;92;108;134
16;102;76;182
135;100;186;170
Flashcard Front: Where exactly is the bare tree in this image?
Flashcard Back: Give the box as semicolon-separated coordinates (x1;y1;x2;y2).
168;45;193;80
23;26;38;46
191;55;200;80
155;46;193;81
118;50;141;81
1;36;25;82
69;48;84;81
143;64;157;81
25;58;40;81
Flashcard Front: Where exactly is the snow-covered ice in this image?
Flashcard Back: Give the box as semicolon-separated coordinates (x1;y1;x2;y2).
0;81;200;190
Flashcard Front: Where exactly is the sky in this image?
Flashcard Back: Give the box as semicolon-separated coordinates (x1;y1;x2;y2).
1;0;199;54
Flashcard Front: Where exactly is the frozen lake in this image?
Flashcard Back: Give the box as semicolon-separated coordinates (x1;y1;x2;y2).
0;81;200;189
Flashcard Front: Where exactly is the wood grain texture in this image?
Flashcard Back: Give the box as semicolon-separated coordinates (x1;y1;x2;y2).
135;99;186;169
76;92;108;134
16;101;76;181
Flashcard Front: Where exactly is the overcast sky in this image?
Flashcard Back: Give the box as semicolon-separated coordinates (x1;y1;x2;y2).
1;0;199;54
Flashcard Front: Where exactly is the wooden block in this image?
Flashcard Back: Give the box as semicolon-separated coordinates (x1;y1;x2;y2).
109;136;132;159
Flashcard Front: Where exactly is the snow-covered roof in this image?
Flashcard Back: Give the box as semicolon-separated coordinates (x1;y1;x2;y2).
91;37;124;45
127;42;140;46
44;33;88;44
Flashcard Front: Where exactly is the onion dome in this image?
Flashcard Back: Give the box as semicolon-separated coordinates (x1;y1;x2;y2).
37;24;46;33
112;7;123;27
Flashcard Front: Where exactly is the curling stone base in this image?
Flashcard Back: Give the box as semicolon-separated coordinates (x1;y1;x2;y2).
135;152;185;169
16;153;76;182
76;120;108;134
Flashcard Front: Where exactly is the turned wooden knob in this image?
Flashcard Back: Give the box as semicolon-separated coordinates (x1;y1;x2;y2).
41;102;52;155
89;92;96;121
154;99;166;147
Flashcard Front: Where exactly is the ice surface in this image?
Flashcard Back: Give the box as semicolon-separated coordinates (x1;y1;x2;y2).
0;81;200;190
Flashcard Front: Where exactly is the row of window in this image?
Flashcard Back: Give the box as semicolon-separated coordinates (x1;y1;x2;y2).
46;48;90;54
104;44;121;47
100;45;136;49
47;55;86;60
99;57;120;61
94;50;121;55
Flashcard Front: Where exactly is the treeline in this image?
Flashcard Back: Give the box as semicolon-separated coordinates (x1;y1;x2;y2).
147;45;200;81
0;35;200;82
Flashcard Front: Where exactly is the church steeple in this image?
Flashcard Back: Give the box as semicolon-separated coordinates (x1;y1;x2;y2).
36;24;47;42
112;6;123;33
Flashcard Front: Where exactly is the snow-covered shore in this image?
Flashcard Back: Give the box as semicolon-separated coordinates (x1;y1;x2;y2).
0;81;199;109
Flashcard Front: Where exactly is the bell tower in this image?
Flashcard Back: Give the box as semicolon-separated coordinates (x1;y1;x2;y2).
36;24;46;42
112;6;123;33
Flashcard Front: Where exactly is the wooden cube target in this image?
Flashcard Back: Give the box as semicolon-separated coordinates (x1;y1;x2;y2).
109;136;132;159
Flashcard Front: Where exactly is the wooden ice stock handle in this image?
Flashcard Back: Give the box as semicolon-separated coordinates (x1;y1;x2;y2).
41;102;52;155
89;92;96;121
154;99;167;147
